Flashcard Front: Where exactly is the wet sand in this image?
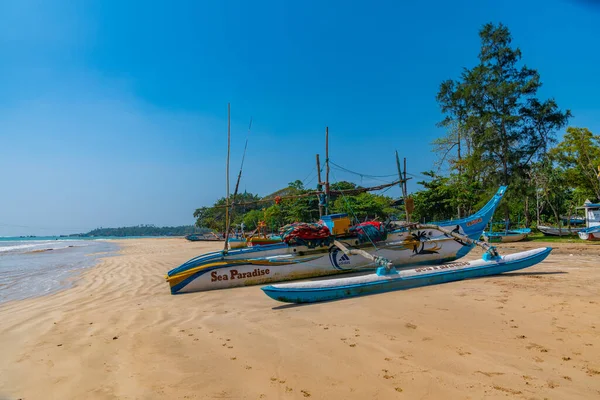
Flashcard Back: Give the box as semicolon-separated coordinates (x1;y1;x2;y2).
0;238;599;399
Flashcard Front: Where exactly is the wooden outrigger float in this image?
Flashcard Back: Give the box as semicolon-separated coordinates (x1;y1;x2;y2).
261;247;552;304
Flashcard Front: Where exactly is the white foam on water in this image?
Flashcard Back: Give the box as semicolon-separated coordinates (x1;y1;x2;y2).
0;240;118;304
0;240;89;255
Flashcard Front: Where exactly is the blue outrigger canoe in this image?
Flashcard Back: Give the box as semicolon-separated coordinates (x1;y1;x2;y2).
261;247;552;303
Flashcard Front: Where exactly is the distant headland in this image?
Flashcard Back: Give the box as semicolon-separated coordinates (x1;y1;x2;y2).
67;225;209;238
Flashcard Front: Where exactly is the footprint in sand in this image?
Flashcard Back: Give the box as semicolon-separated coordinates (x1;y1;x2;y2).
476;371;504;377
526;343;548;353
492;386;522;395
301;389;311;397
405;323;417;329
547;380;559;389
586;367;600;376
395;387;403;393
245;365;252;370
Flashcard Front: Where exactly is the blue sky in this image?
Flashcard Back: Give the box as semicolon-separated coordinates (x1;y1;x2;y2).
1;0;599;236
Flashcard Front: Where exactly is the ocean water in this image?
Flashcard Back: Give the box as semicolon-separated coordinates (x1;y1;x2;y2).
0;237;120;304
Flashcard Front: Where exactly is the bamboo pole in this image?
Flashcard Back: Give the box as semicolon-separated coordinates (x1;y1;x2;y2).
325;127;330;215
223;103;231;252
404;157;410;223
316;154;323;218
395;151;407;222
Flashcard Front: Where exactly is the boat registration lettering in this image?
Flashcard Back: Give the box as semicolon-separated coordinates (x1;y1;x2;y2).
466;218;483;227
415;261;468;273
211;268;270;282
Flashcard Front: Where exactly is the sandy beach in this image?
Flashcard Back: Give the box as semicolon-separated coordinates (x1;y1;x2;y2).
1;238;599;399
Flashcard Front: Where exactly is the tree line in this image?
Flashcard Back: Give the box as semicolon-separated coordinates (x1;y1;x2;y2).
72;225;202;237
195;23;600;232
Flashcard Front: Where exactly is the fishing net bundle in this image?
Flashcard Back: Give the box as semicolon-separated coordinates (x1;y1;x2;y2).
349;221;388;243
279;222;332;247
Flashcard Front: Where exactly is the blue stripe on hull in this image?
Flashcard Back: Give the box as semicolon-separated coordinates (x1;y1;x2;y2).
261;247;551;304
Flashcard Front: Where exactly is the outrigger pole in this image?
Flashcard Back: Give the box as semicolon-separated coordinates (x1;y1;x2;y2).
333;222;500;276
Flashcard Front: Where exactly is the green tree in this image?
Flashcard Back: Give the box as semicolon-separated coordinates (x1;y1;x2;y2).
330;192;396;222
550;127;600;200
436;22;571;222
194;192;262;231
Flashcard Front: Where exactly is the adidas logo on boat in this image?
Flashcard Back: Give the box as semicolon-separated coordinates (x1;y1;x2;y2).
338;253;351;264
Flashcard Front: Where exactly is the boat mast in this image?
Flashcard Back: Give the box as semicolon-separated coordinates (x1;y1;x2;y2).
316;154;323;218
395;151;408;222
223;103;231;253
325;126;330;215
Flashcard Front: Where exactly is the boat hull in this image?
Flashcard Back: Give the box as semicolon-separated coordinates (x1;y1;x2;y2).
537;225;583;236
578;228;600;241
483;232;528;243
261;247;552;303
167;233;478;294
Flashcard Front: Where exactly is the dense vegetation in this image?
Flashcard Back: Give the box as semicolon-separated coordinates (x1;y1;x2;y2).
194;181;400;232
195;23;600;232
72;225;202;237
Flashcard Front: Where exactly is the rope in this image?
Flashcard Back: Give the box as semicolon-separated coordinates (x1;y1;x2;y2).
329;160;398;179
331;171;381;252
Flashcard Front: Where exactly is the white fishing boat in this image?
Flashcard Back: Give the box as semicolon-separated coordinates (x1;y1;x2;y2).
577;200;600;241
165;187;507;294
578;226;600;241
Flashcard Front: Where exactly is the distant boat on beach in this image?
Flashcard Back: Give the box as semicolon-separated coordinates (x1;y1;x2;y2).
578;226;600;241
483;228;531;243
537;225;584;236
185;232;224;242
576;200;600;241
